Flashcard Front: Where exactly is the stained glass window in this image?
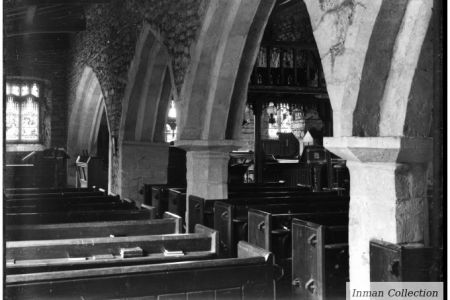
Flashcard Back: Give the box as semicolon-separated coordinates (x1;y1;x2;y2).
21;85;30;96
21;98;40;141
31;83;39;97
5;81;41;142
267;103;293;139
6;96;20;141
165;100;177;143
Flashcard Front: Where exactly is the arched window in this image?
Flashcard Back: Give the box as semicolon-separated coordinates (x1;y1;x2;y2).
6;82;41;143
165;99;177;143
267;102;293;139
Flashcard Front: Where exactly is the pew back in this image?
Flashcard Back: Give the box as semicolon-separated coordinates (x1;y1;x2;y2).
6;212;181;241
6;242;277;300
6;206;155;225
6;224;218;274
291;217;348;300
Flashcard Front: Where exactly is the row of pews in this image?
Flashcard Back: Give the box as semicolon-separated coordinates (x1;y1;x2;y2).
149;184;350;299
148;183;443;299
5;185;440;299
4;187;280;299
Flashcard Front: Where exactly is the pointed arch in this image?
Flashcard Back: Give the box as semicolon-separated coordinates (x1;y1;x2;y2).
67;66;111;188
117;24;177;203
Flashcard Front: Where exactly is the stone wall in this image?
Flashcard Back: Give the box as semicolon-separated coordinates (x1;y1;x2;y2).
5;36;68;149
267;1;315;43
4;36;69;187
68;0;207;193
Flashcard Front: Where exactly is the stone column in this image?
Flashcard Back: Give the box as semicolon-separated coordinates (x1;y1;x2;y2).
175;140;243;230
324;137;432;293
119;141;169;204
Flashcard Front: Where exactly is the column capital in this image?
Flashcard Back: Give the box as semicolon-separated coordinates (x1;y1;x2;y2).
175;139;245;152
324;137;433;163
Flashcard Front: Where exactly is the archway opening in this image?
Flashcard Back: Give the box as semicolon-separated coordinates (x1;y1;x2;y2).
67;67;111;190
94;109;109;190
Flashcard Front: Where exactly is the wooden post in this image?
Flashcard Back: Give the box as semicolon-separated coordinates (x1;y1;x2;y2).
431;0;443;249
253;102;263;184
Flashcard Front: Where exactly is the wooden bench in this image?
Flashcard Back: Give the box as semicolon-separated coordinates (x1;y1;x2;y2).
188;190;335;232
370;239;443;282
5;198;135;214
152;185;310;222
6;224;218;275
5;195;122;208
6;205;155;225
4;187;98;195
167;187;187;218
214;195;349;257
6;212;182;241
5;190;106;200
6;241;278;300
291;215;349;300
248;209;348;298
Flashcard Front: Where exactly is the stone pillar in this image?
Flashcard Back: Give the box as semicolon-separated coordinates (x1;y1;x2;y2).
324;137;432;293
175;140;243;230
119;141;169;204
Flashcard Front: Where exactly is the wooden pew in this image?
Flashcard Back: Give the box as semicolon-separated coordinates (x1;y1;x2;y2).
188;189;332;232
6;205;155;225
214;195;349;257
153;184;310;222
4;187;97;195
6;241;278;300
370;239;443;282
5;199;135;214
5;190;106;200
168;187;187;218
6;212;182;241
6;224;218;275
291;215;349;300
248;209;348;298
5;195;122;208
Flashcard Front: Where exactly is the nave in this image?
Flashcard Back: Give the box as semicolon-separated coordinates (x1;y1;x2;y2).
3;0;444;299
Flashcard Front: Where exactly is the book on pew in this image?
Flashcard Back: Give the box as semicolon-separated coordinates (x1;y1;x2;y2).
120;247;144;258
163;249;184;257
93;254;115;260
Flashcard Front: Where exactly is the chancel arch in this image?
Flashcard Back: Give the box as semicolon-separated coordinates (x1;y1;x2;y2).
67;66;111;190
118;24;177;203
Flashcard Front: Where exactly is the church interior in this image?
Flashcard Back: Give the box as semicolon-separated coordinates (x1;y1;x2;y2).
3;0;444;299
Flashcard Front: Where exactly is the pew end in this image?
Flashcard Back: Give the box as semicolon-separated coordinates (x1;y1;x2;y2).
140;203;157;219
163;211;183;233
194;224;219;257
238;241;274;263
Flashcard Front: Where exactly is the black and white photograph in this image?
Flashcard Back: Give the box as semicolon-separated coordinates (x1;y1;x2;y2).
1;0;445;299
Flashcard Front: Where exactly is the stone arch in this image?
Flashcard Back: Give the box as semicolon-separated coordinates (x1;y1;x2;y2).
119;24;176;144
175;0;437;289
67;66;111;188
177;0;276;141
117;24;177;203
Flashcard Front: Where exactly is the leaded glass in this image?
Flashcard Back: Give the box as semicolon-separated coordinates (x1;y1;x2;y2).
165;124;177;143
257;47;267;67
21;84;30;96
11;85;20;96
6;96;20;141
21;97;39;141
31;83;39;97
270;48;280;68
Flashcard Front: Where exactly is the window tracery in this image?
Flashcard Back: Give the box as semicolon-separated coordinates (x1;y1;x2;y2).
5;82;41;143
